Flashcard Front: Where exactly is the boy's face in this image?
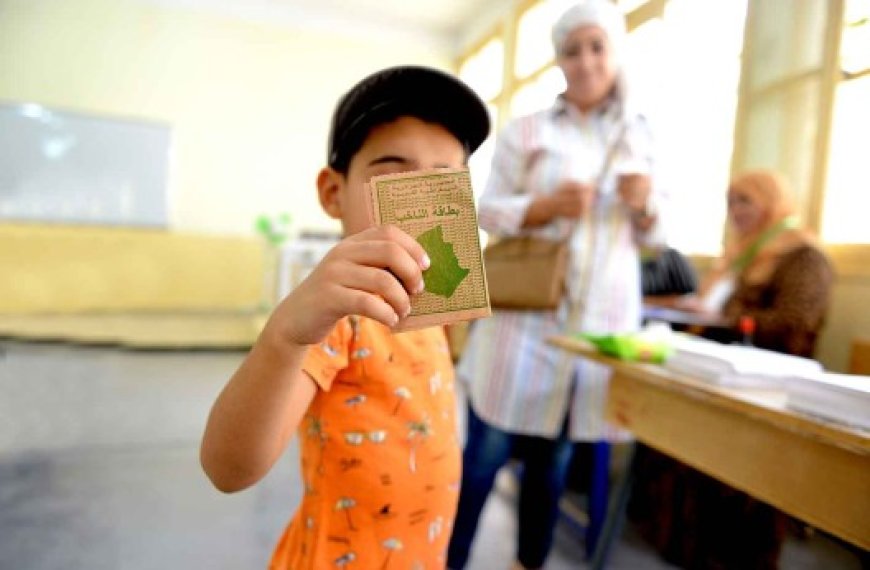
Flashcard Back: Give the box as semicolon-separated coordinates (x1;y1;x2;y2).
318;116;466;235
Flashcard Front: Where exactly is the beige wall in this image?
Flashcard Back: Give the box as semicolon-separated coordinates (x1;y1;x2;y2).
815;275;870;373
0;223;265;313
0;0;451;236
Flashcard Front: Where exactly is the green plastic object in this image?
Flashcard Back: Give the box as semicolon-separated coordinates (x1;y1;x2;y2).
254;212;293;247
578;332;673;363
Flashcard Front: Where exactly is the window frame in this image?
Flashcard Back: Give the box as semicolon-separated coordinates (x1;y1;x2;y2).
459;0;667;130
457;0;870;278
731;0;870;278
824;0;870;273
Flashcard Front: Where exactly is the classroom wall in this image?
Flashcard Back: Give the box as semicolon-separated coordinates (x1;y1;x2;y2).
815;277;870;373
0;0;452;236
0;0;452;314
0;223;265;313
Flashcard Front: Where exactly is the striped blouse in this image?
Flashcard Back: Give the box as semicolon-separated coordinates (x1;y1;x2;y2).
458;96;666;441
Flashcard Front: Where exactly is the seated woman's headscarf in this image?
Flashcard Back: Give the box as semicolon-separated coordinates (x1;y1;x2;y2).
707;170;815;293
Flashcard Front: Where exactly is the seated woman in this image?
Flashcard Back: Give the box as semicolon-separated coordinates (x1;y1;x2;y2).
630;169;835;569
684;169;834;354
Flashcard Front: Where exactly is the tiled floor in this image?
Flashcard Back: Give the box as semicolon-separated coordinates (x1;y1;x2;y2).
0;340;864;569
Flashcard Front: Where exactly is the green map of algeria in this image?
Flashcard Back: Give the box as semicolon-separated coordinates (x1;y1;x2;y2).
416;225;469;298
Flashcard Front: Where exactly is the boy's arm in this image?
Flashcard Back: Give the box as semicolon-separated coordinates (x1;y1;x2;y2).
200;226;429;493
200;330;316;494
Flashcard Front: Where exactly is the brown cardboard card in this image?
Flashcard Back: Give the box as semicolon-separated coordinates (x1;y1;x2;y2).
366;167;490;331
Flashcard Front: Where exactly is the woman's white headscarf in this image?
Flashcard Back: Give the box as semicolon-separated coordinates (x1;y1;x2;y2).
551;0;632;116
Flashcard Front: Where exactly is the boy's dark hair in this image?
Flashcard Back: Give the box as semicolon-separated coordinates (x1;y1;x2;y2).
327;66;490;173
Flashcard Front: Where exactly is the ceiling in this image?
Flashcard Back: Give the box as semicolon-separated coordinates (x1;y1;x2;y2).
142;0;508;53
286;0;505;36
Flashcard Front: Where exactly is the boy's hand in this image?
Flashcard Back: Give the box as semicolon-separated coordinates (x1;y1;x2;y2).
270;225;430;346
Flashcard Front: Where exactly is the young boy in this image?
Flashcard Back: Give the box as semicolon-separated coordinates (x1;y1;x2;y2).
200;66;490;569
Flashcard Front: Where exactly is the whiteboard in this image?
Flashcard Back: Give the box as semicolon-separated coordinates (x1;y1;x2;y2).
0;102;171;227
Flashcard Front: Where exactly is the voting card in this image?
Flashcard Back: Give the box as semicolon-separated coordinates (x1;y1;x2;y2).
366;167;490;331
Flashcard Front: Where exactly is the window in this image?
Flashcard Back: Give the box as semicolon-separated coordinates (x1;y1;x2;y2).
460;0;870;269
510;66;565;118
514;0;576;79
616;0;651;12
457;0;747;255
458;38;504;198
821;0;870;243
840;0;870;74
732;0;829;228
729;0;870;273
624;0;748;254
467;104;499;201
458;38;504;102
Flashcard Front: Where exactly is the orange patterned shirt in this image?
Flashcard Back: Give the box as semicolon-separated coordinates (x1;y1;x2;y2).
269;316;460;570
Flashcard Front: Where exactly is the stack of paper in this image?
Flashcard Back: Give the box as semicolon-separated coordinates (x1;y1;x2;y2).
786;372;870;430
664;334;823;388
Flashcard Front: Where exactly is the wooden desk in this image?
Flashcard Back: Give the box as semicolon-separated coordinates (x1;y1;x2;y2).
549;335;870;551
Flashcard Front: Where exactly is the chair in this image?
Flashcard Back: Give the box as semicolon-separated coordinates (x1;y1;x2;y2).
560;441;634;568
849;337;870;375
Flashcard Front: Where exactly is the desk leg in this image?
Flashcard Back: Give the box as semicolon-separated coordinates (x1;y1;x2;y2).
589;441;637;570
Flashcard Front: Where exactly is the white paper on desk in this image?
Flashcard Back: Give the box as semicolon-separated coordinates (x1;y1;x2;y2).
642;305;724;327
665;334;822;388
785;372;870;430
700;276;735;313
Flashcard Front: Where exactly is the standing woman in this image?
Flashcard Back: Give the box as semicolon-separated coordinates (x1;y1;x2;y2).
447;2;666;569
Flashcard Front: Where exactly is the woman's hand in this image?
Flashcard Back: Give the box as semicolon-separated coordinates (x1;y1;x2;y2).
675;294;704;313
268;225;429;347
675;295;723;320
523;180;596;227
619;173;656;231
550;180;596;219
617;173;651;212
